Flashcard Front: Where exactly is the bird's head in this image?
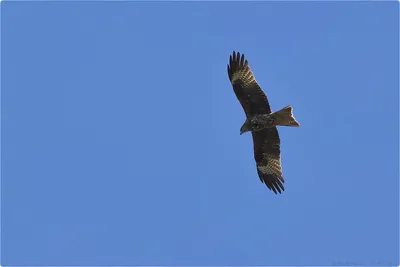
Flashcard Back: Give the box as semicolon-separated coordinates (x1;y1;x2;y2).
240;121;251;135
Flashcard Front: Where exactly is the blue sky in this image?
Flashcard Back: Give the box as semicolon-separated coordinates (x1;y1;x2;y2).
1;1;398;266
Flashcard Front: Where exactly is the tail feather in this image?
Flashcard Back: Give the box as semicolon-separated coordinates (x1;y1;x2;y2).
272;105;300;127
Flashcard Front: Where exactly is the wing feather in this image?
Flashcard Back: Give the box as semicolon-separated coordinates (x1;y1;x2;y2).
227;51;272;117
252;128;285;194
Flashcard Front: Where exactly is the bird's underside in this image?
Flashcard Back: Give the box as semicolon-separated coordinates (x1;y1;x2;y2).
250;114;276;131
227;51;300;194
250;105;300;132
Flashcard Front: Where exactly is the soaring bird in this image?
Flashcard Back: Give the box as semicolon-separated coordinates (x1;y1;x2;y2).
227;51;300;194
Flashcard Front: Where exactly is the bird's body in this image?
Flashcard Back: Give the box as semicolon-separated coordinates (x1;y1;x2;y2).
227;51;300;194
243;105;298;133
248;114;276;131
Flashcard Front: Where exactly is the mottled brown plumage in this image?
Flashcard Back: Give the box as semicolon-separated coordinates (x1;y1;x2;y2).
227;51;299;194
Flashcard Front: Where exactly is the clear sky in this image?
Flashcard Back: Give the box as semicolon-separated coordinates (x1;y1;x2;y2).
1;1;398;266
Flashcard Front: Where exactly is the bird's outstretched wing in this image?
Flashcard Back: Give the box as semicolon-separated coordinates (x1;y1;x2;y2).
253;128;285;194
227;51;272;117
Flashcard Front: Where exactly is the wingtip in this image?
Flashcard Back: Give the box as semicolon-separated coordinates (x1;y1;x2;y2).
227;51;250;82
261;174;285;195
231;51;244;60
228;51;247;68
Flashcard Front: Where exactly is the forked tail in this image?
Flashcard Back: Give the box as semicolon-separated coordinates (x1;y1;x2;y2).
272;105;300;127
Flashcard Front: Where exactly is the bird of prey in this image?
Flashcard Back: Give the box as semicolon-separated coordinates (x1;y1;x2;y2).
227;51;300;194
